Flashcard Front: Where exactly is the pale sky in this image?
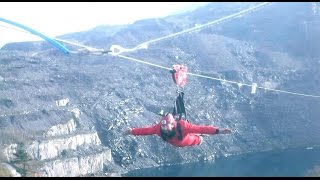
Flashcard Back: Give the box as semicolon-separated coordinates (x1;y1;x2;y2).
0;2;208;44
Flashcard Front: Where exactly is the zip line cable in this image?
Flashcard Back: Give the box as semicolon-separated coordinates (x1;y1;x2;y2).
1;2;320;99
109;2;273;55
117;54;320;98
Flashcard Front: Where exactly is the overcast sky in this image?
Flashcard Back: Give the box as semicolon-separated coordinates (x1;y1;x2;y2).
0;2;208;44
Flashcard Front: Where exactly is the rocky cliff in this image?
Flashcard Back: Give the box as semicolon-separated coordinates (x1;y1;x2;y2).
0;2;320;176
1;107;118;177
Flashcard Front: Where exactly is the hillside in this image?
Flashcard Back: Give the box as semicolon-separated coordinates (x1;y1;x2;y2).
1;2;320;176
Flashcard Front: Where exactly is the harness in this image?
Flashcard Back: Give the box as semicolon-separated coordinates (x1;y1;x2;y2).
160;64;188;141
170;64;188;121
172;92;187;121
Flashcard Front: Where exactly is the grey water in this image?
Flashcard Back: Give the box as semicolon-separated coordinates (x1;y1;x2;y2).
125;146;320;177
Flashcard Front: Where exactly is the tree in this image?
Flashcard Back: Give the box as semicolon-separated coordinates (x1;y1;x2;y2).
12;142;31;177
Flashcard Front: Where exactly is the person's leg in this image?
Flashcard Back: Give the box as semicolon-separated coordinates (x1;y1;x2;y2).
198;135;203;145
193;134;204;145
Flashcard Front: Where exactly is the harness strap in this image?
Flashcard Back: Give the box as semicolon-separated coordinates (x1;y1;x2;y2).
176;122;183;141
172;92;187;121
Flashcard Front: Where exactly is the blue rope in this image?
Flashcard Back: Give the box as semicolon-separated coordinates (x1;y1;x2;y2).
0;17;70;54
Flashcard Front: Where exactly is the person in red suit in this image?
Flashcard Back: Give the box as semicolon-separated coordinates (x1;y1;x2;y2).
124;113;232;147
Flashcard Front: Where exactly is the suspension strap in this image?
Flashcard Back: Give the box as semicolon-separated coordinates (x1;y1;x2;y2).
170;64;188;121
172;92;187;121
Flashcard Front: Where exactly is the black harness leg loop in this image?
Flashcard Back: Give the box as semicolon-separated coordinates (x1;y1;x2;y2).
172;92;187;121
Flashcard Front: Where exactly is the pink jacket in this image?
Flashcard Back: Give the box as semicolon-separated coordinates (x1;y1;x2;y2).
131;120;218;147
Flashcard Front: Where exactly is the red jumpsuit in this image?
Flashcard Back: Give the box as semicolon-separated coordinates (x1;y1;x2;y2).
131;120;219;147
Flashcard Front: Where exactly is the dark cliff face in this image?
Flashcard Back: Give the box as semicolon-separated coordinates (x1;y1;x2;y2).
1;2;320;171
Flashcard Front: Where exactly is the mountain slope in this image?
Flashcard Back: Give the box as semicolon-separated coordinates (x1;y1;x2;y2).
1;2;320;175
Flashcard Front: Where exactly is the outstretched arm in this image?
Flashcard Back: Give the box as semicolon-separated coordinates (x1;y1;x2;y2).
183;121;231;135
124;124;159;136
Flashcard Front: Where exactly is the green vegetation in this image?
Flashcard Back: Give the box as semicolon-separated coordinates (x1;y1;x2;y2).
11;143;31;177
